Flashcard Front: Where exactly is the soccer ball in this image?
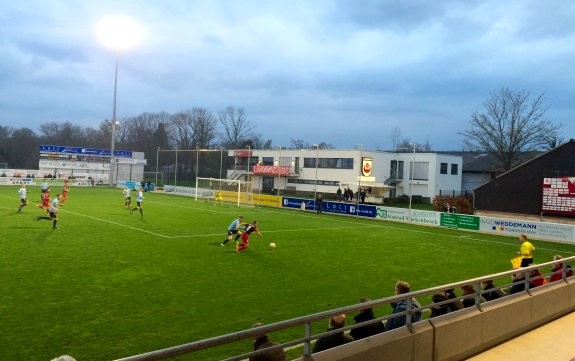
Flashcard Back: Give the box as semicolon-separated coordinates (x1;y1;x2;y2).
269;242;276;249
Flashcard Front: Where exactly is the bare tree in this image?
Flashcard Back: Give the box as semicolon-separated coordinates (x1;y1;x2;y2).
189;108;217;148
460;87;562;170
290;138;307;149
218;107;253;148
389;126;402;150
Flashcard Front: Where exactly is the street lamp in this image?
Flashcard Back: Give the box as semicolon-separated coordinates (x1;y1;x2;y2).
246;145;251;182
408;143;416;220
96;15;143;187
312;144;319;204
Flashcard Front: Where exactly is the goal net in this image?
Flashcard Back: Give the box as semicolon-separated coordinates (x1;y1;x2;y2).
195;177;254;207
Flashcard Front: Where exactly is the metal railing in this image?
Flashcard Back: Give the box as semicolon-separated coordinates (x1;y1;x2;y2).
114;257;574;361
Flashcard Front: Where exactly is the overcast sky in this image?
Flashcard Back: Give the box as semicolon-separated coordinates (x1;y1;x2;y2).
1;0;573;150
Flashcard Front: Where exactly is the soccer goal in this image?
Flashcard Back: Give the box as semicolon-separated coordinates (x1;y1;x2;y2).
195;177;254;207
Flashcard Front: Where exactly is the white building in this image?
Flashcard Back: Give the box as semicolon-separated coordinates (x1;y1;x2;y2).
228;149;462;203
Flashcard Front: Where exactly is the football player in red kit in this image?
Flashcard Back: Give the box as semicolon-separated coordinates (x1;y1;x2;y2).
236;220;262;253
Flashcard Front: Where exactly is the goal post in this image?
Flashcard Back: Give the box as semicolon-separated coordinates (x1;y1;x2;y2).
195;177;254;207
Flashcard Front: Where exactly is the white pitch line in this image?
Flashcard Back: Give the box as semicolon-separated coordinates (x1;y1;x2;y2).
62;209;170;238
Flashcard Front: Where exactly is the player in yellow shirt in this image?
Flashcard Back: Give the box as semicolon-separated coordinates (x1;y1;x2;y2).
518;234;535;267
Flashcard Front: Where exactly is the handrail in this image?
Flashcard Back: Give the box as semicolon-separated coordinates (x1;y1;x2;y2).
114;256;575;361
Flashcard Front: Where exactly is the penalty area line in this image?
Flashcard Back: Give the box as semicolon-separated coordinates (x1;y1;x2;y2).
62;209;170;239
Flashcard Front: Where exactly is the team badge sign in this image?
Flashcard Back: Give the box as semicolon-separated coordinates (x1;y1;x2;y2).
362;157;373;177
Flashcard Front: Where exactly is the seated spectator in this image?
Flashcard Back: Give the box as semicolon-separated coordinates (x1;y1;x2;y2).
249;323;286;361
530;267;548;287
443;288;464;312
313;314;354;353
429;293;450;318
444;202;455;213
460;284;485;308
510;271;536;294
386;281;422;331
549;255;573;282
349;297;386;340
482;279;506;301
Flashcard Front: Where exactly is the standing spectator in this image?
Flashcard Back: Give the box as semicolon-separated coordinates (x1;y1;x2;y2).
444;202;454;213
518;234;535;267
386;281;422;331
549;255;573;282
349;189;354;203
249;323;286;361
360;189;367;204
482;280;506;301
336;187;342;202
316;194;323;214
313;314;354;353
349;297;385;340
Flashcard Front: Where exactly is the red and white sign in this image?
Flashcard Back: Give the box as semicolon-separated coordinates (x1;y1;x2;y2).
542;177;575;217
234;150;252;157
253;165;291;176
362;157;373;177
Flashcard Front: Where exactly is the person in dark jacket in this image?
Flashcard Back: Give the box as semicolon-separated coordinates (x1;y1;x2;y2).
349;297;385;340
386;281;422;331
429;293;450;318
316;194;323;214
313;314;354;353
482;280;506;301
249;323;286;361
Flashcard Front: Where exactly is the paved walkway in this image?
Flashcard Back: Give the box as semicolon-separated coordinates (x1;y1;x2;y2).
467;312;575;361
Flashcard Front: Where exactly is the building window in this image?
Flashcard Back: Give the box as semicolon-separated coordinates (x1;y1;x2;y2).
303;158;353;169
451;163;458;175
390;160;404;179
262;157;274;165
440;163;448;174
410;162;429;181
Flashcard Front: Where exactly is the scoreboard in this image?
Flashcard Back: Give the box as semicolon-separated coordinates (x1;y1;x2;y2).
542;177;575;216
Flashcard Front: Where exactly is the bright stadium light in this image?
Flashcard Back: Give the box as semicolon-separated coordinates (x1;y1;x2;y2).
96;15;143;187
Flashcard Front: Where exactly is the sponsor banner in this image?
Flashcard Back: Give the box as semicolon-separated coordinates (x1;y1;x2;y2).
40;145;132;158
39;159;110;170
479;216;575;242
253;194;282;208
252;164;290;176
376;207;410;221
376;207;440;225
411;210;441;226
234;150;252;157
164;185;196;196
440;213;480;230
282;197;315;210
116;158;147;165
3;177;35;185
324;201;377;217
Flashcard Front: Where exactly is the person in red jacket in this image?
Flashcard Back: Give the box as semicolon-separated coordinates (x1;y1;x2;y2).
549;255;573;282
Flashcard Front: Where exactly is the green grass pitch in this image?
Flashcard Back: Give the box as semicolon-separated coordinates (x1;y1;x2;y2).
1;185;575;360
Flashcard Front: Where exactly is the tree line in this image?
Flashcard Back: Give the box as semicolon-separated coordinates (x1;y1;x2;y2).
0;106;272;171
